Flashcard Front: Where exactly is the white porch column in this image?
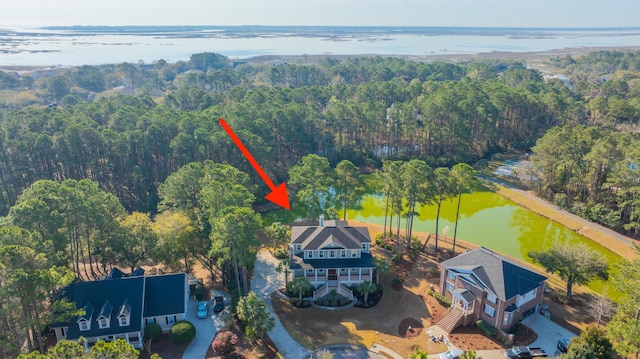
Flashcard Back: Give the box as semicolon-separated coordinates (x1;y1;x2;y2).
348;270;351;281
125;333;130;344
369;268;372;280
315;270;318;282
359;268;362;280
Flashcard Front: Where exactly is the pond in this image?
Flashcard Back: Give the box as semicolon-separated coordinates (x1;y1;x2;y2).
264;181;623;300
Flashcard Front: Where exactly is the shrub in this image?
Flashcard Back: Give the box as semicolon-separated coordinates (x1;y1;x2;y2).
555;292;569;304
475;320;497;337
272;248;288;259
169;320;196;344
212;331;239;356
428;289;452;307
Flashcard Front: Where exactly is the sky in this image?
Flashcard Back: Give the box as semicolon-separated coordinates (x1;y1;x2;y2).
1;0;638;28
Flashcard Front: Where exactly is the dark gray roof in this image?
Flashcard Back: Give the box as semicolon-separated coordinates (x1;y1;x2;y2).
144;273;187;317
440;247;547;301
291;253;375;270
65;276;145;339
453;288;477;303
98;301;113;319
106;268;125;279
291;225;371;250
54;273;186;338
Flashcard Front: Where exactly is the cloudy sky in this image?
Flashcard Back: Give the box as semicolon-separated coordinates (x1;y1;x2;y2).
1;0;638;28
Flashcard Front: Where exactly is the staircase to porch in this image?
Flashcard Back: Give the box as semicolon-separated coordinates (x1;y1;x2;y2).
313;283;354;301
436;308;464;333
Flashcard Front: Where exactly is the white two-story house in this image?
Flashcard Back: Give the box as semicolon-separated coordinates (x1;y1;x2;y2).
289;217;375;300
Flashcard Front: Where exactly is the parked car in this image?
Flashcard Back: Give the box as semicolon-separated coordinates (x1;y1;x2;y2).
197;301;208;319
213;296;225;313
439;349;463;359
504;346;547;358
557;339;570;354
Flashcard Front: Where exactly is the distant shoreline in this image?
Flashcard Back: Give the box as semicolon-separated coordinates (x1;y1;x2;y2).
2;45;640;73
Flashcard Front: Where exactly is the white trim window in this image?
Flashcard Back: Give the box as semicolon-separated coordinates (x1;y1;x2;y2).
306;251;313;259
118;315;129;327
318;251;324;258
341;250;346;258
484;304;496;317
486;293;497;304
447;271;456;280
446;282;455;292
98;317;109;329
79;319;89;331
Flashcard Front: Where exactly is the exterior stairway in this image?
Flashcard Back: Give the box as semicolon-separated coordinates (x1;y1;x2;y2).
436;308;464;333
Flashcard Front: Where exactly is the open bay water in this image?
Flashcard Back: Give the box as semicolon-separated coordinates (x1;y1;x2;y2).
1;25;640;66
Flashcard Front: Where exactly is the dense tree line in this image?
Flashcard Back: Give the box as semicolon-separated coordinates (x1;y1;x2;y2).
531;125;640;238
0;51;612;215
0;160;262;356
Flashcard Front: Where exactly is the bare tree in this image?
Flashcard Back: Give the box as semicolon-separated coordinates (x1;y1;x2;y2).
586;291;616;327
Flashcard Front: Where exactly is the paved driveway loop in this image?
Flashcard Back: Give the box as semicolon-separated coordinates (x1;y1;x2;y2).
252;250;310;359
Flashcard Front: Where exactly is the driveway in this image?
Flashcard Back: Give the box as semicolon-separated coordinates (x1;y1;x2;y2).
181;297;226;359
252;250;310;359
521;314;576;356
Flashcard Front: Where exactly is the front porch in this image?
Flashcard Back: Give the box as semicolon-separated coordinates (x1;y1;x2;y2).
294;267;373;286
449;288;478;328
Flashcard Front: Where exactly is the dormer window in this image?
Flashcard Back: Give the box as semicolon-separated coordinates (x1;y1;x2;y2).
77;302;94;331
118;298;131;327
118;316;129;326
294;244;301;251
97;300;113;329
78;319;89;331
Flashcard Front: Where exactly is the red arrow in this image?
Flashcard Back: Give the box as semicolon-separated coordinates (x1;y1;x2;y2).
218;118;291;210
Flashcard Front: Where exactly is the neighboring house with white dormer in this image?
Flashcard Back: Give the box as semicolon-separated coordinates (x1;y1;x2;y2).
289;217;375;300
437;247;547;332
51;272;188;349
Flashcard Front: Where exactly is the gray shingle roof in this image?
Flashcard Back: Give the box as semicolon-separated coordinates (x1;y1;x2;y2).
291;225;371;250
440;247;547;301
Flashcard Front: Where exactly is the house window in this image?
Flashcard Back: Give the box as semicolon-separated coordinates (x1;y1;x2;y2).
351;268;357;272
60;327;66;337
340;268;347;273
447;271;456;280
318;269;325;274
307;269;314;274
98;318;109;329
166;316;176;325
294;244;301;251
484;304;496;317
118;316;129;327
330;250;336;258
503;312;511;326
351;251;357;258
341;250;346;258
79;320;89;331
307;251;313;259
318;251;324;258
446;282;455;292
486;293;497;304
145;318;157;325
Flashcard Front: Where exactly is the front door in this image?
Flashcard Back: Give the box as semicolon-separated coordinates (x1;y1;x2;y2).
328;269;337;281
